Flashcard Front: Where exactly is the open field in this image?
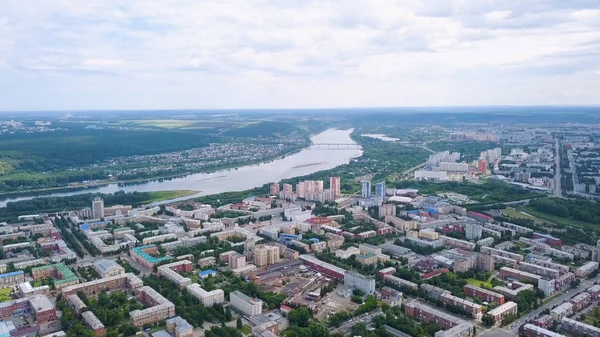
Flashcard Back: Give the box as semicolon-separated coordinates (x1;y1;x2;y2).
143;190;198;203
465;278;492;288
0;288;12;303
523;207;598;229
502;208;538;220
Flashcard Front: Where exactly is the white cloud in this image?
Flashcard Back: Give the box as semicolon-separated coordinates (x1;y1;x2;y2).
0;0;599;110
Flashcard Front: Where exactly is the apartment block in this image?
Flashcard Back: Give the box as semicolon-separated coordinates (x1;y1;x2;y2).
518;262;560;279
166;316;194;337
383;274;419;291
29;295;57;323
486;301;518;326
61;273;143;297
575;261;598;278
130;286;176;326
405;300;474;337
524;323;566;337
481;246;524;261
440;236;476;251
230;291;263;316
198;256;216;268
0;271;25;287
31;263;79;291
464;285;505;305
561;317;600;337
569;291;591;312
131;245;170;269
228;253;247;269
66;294;87;314
493;281;534;299
499;267;541;284
82;311;106;336
440;293;483;319
157;260;194;290
550;302;573;321
186;283;225;306
335;247;360;259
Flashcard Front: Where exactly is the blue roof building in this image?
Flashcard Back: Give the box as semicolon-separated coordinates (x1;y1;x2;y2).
199;269;217;279
307;238;320;243
0;271;24;280
278;233;302;245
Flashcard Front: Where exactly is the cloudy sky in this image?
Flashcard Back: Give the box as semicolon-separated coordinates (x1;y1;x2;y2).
0;0;599;111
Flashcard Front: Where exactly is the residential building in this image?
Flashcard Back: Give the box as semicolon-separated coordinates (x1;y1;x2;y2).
230;291;263;316
0;271;25;287
344;271;375;295
157;260;194;290
569;291;591;312
550;302;573;321
499;267;541;284
186;283;224;306
587;284;600;300
375;182;386;199
330;177;341;198
335;247;360;259
198;256;216;268
486;301;518;327
465;223;482;240
131;245;170;269
560;317;600;337
405;300;474;337
61;273;143;297
440;236;476;251
493;281;534;299
575;261;598;278
361;180;371;199
523;323;566;337
518;262;560;279
29;295;57;323
66;294;87;314
228;253;247;269
92;197;105;219
440;293;483;319
31;263;79;291
130;286;176;326
420;284;449;300
383;274;419;291
464;285;505;305
166;316;194;337
82;311;106;336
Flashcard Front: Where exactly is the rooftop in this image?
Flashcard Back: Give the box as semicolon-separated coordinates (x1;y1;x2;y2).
231;290;262;305
0;271;24;279
29;295;54;312
93;259;125;273
131;244;170;264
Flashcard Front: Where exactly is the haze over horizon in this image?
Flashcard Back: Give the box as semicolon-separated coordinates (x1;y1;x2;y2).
1;0;599;111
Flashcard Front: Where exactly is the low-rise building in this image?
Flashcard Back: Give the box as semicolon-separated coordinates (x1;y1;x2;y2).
405;300;473;337
575;261;598;278
335;247;360;259
93;259;125;278
561;317;600;337
523;323;566;337
82;311;106;336
569;291;591;312
166;316;193;337
550;302;573;321
0;271;25;288
157;260;193;290
186;283;224;306
198;256;216;268
440;293;483;319
486;301;518;327
464;285;505;305
499;267;541;284
130;286;176;326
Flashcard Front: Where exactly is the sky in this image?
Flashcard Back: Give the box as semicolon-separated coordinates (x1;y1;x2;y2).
0;0;599;111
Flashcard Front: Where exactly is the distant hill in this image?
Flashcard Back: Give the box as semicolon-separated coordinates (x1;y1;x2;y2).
222;121;302;138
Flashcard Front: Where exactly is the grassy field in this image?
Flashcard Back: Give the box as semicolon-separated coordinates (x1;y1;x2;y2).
523;207;598;229
466;278;492;288
502;208;538;220
143;190;199;203
0;288;12;303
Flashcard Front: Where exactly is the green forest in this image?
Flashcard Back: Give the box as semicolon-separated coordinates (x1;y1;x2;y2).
529;198;600;225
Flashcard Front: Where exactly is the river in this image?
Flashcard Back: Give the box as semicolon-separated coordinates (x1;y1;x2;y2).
0;129;362;207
